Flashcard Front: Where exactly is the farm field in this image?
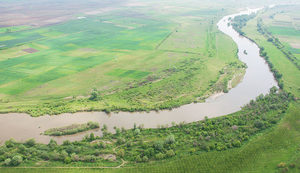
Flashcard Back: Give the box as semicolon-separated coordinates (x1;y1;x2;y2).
2;4;299;173
255;5;300;68
242;5;300;98
0;0;245;116
1;0;300;173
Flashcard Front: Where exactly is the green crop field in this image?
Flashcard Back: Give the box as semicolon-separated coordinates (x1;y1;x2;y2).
0;0;246;116
1;0;300;173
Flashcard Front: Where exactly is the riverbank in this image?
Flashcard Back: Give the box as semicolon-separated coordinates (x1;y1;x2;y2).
0;8;277;145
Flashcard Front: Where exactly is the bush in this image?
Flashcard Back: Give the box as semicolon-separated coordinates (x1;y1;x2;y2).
166;150;175;157
64;157;71;164
232;140;241;147
135;155;142;162
254;120;264;129
155;153;165;160
5;139;16;148
165;135;175;144
71;153;80;162
154;141;164;151
134;129;141;136
10;155;23;166
25;139;35;147
277;162;287;168
142;156;148;162
4;158;11;166
117;149;125;158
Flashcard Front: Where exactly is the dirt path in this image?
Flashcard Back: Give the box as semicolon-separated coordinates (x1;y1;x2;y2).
0;159;127;169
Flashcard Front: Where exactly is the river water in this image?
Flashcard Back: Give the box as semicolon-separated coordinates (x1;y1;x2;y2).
0;8;277;144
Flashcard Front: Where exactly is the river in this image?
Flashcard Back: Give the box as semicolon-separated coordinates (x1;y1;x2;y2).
0;8;278;144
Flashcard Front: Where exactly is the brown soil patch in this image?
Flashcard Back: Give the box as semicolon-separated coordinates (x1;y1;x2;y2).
99;154;117;161
290;43;300;49
90;140;112;144
23;48;39;53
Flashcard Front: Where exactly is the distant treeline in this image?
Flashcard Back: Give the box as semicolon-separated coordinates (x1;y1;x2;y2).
231;13;256;35
256;18;300;70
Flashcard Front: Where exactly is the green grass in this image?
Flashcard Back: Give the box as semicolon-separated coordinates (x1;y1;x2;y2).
0;26;31;34
106;69;150;79
0;5;240;116
243;16;300;98
0;2;300;173
268;26;300;37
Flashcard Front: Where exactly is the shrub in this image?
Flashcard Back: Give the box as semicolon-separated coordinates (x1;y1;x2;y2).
10;155;23;166
165;135;175;144
5;139;16;148
232;140;241;147
277;162;287;168
134;129;141;136
254;120;264;129
142;156;148;162
71;153;80;162
25;139;36;147
4;158;11;166
154;141;164;151
117;149;125;158
166;150;175;157
64;157;71;164
135;155;142;162
155;153;165;160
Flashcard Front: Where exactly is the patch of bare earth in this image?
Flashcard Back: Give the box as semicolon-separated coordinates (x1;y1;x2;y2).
23;48;39;53
99;154;117;161
290;43;300;49
90;140;113;145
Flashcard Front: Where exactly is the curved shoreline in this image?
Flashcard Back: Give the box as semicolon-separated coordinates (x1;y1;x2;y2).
0;8;278;144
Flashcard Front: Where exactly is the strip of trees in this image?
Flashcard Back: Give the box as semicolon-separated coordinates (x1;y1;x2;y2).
0;88;293;167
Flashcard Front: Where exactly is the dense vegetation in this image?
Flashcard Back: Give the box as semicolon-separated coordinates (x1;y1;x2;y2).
44;122;99;136
0;88;293;168
231;14;256;35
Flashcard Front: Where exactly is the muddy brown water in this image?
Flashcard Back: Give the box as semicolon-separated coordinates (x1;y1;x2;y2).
0;8;278;145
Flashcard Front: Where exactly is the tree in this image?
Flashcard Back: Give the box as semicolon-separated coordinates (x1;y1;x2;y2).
155;153;165;160
165;135;175;144
89;88;99;101
135;155;142;162
25;139;36;147
48;139;57;148
117;149;125;158
11;155;23;166
4;158;11;166
64;157;71;164
134;129;141;136
142;156;148;162
89;133;95;141
71;153;79;162
254;120;264;129
154;141;164;151
5;139;16;148
166;150;175;157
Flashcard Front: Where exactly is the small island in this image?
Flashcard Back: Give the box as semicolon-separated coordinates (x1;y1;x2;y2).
44;121;100;136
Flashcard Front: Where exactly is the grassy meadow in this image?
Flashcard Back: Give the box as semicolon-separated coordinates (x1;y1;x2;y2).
4;4;298;173
1;1;300;173
0;2;243;116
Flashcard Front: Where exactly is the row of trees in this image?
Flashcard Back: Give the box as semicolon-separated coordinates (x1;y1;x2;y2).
0;88;293;167
256;18;300;70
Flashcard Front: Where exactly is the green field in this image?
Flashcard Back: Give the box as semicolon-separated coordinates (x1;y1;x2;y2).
0;1;243;116
1;1;300;173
